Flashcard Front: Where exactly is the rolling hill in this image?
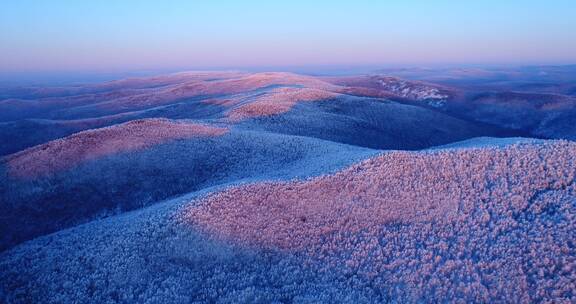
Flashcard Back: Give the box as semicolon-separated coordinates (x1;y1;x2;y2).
0;69;575;303
1;139;574;303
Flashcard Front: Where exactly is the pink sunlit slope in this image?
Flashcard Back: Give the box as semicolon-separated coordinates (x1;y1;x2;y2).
188;141;575;250
90;72;340;113
186;141;576;301
227;87;340;121
5;118;227;179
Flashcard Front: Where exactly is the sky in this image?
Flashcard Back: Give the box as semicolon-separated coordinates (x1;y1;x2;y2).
1;0;576;74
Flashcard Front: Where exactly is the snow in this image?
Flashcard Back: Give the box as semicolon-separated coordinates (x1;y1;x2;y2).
0;71;574;303
378;78;449;107
1;140;575;303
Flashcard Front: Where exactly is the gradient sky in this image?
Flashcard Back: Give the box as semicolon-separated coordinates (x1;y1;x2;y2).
1;0;576;73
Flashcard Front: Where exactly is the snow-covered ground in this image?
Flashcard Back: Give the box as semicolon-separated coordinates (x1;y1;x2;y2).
1;140;575;303
1;71;575;303
378;78;449;107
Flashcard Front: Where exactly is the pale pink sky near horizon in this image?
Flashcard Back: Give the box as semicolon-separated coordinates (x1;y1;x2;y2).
1;1;575;73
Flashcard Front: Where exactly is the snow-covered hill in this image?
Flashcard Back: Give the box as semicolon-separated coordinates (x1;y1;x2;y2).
1;70;575;303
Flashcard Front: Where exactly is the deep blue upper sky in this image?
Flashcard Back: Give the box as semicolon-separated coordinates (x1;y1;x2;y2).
1;0;575;73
